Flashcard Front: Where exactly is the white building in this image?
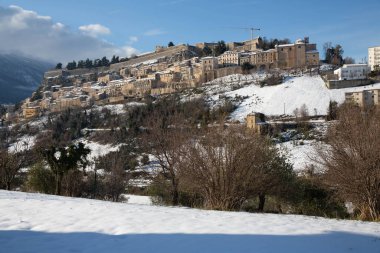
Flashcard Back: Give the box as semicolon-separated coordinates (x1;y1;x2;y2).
333;64;370;80
368;46;380;71
218;51;241;67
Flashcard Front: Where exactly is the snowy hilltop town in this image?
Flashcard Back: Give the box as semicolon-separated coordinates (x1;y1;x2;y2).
1;37;379;122
1;3;380;252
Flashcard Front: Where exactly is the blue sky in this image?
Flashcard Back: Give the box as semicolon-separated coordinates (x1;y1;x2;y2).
0;0;379;62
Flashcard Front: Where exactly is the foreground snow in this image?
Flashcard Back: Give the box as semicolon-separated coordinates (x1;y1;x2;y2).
1;191;379;253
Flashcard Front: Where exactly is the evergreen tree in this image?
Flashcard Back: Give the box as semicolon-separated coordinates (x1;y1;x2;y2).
101;56;110;67
168;41;175;47
213;40;227;56
85;58;93;68
202;46;212;56
55;63;62;69
94;59;101;67
77;60;85;69
42;142;90;195
66;61;77;70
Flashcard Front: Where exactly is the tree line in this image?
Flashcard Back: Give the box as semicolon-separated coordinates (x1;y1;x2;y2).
55;55;129;70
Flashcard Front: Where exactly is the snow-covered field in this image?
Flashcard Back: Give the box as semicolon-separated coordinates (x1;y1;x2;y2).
1;190;379;253
204;74;380;121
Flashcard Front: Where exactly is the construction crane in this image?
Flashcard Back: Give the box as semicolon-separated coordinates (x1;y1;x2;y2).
232;27;261;41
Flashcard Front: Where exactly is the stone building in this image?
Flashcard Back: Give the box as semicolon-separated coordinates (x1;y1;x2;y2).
201;57;218;72
250;49;277;70
227;38;263;52
276;39;319;69
246;113;268;134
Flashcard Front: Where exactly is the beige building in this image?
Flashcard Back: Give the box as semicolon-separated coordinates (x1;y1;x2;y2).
97;73;121;84
158;71;181;84
250;49;277;69
218;51;240;67
368;46;380;71
345;89;380;108
246;113;268;134
227;38;263;52
23;106;40;119
276;39;319;69
201;57;218;72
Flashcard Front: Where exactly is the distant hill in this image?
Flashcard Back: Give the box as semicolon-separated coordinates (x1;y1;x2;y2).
0;53;53;104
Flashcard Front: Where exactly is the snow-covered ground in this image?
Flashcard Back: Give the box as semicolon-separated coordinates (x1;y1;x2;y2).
278;140;325;172
121;194;152;205
1;190;379;253
76;139;124;162
203;74;380;121
8;135;36;153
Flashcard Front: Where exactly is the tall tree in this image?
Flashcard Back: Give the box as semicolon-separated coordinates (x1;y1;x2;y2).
101;56;110;67
42;142;90;195
213;40;227;56
85;58;93;68
0;149;26;190
77;60;85;69
142;111;191;206
202;46;212;56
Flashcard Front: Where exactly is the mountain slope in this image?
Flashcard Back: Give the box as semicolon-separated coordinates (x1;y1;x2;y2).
0;53;53;104
0;190;379;253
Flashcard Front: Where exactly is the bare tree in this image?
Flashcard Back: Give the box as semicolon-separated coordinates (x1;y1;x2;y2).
142;112;192;205
317;104;380;220
300;104;309;120
180;126;293;211
0;144;27;190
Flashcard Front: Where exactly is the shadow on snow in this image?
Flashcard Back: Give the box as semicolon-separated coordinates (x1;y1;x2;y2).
1;230;379;253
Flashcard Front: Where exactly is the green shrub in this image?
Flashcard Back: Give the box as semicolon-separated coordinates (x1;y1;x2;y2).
26;162;55;194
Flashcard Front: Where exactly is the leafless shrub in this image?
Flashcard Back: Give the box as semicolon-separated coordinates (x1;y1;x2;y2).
317;104;380;220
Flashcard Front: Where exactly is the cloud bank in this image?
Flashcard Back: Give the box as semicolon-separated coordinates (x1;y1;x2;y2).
0;5;139;63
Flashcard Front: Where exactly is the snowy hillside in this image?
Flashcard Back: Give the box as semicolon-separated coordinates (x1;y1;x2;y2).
202;74;380;121
1;191;379;253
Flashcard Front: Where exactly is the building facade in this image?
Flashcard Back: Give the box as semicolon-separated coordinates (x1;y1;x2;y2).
334;64;370;80
368;46;380;71
276;39;319;69
345;89;380;108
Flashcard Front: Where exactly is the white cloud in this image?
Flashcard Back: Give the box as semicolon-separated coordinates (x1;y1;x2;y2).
144;28;166;36
122;46;140;56
0;5;139;62
79;23;111;37
128;36;139;44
